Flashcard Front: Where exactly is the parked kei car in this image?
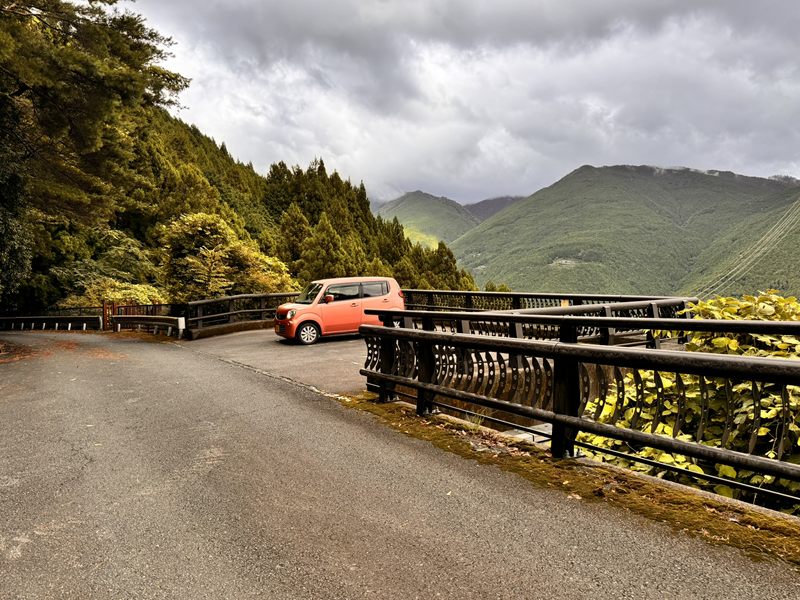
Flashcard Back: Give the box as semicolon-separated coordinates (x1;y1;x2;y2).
274;277;405;344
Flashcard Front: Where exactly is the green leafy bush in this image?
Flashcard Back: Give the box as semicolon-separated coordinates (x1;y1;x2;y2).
160;213;296;302
578;292;800;512
58;278;166;307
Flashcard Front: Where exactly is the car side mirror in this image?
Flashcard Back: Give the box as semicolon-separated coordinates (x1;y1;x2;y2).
324;294;334;304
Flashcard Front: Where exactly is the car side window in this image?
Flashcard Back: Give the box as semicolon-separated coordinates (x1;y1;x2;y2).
361;282;388;298
326;284;360;302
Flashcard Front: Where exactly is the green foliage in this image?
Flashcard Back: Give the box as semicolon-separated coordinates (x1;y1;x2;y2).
579;292;800;511
390;243;477;291
684;292;800;357
160;213;294;302
297;213;348;283
0;0;188;223
0;2;475;307
0;96;31;298
58;278;166;308
278;203;312;271
484;280;513;292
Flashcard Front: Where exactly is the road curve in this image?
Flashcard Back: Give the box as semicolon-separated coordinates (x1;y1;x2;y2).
1;331;799;599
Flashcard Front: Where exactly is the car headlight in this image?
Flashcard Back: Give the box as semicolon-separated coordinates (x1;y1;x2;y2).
287;309;296;320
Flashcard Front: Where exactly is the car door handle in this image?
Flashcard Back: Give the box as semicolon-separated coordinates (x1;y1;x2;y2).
351;303;359;307
381;299;390;303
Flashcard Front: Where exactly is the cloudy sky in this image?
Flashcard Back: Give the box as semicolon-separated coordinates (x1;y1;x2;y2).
128;0;799;203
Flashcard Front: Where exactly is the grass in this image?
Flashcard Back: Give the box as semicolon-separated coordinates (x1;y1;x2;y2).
338;390;800;568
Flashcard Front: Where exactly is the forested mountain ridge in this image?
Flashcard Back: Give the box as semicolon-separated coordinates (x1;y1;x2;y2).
376;191;480;246
450;165;800;296
374;192;525;249
463;195;525;222
0;1;475;310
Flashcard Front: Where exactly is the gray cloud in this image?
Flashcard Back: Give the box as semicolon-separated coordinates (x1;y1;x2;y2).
129;0;800;202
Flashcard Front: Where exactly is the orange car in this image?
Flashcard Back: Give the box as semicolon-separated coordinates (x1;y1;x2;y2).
274;277;405;344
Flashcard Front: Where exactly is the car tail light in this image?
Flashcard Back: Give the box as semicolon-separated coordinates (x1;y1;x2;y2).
398;290;403;297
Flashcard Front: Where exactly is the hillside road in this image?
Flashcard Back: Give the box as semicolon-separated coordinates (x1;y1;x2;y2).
1;331;799;599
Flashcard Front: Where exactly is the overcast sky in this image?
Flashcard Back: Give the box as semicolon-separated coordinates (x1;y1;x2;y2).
127;0;800;204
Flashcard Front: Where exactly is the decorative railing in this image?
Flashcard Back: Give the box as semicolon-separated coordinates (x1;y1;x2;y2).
359;315;800;504
378;296;696;347
187;293;299;329
111;315;186;338
401;289;674;312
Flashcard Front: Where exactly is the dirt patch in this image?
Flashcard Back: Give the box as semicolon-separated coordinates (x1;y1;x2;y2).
82;348;128;360
0;334;132;363
339;391;800;568
0;341;38;363
54;340;79;351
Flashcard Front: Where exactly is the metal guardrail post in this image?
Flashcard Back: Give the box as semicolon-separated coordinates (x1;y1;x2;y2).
680;299;693;344
378;335;396;402
229;299;236;324
599;305;616;345
416;315;436;416
551;322;580;458
260;297;267;320
197;305;204;329
646;302;662;349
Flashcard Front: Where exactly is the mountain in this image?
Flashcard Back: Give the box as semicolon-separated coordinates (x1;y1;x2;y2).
376;190;481;246
450;165;800;296
464;195;525;222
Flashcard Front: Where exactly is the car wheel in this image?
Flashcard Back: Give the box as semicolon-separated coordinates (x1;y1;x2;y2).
296;322;320;345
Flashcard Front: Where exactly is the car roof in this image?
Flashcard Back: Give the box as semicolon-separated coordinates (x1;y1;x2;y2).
311;277;396;286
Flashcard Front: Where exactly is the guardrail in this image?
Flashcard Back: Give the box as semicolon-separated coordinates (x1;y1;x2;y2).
0;315;103;331
111;315;186;338
359;316;800;505
187;293;299;329
401;289;674;312
0;306;104;318
373;297;696;348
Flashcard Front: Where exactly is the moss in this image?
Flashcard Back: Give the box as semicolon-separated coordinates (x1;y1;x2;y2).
340;391;800;567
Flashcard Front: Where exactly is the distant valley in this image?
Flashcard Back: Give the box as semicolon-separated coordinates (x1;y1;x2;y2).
375;191;524;246
377;166;800;297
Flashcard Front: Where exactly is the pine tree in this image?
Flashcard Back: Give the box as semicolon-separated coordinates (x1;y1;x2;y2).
297;213;348;283
343;233;368;276
278;203;312;274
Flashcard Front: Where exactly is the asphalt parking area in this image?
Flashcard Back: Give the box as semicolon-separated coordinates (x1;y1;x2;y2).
180;329;370;394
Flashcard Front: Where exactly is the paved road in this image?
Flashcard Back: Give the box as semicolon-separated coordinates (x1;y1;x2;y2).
1;331;799;599
184;330;369;395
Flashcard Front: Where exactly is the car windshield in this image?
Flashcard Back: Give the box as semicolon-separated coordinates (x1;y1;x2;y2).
295;282;323;305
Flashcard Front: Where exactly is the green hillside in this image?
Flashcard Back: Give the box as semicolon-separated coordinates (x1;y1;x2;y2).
450;165;800;295
684;185;800;297
464;195;525;222
377;191;481;246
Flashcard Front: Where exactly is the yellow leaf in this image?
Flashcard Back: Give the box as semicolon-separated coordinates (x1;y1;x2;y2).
714;485;736;498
